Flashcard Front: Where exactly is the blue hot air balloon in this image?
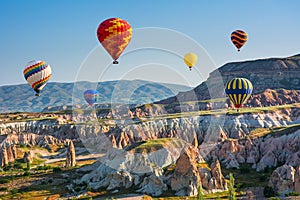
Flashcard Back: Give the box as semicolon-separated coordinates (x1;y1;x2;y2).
84;90;99;106
225;78;253;109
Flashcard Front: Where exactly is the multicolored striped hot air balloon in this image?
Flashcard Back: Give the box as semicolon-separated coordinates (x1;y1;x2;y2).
97;18;132;64
84;89;99;106
23;60;52;96
225;78;253;109
231;30;248;52
184;53;198;71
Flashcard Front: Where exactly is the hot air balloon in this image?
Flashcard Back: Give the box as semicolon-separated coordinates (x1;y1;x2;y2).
231;30;248;52
84;89;99;106
225;78;253;110
97;18;132;64
184;53;198;71
23;60;52;96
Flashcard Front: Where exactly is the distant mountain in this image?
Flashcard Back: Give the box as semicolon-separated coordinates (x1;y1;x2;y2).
0;80;192;113
158;54;300;104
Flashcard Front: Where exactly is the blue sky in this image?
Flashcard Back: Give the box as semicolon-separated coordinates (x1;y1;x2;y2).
0;0;299;87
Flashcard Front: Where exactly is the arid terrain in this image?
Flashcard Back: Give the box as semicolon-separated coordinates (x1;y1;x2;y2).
1;55;300;199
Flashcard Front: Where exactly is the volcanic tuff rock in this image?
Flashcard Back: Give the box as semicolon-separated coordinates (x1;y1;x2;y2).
269;164;300;195
158;54;300;104
77;144;227;197
170;146;201;196
1;107;299;170
0;145;17;167
66;141;76;167
247;89;300;108
78;146;176;196
23;151;33;163
210;129;300;171
0;133;70;166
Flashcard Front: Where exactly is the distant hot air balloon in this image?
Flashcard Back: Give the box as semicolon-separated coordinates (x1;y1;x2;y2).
225;78;253;110
23;60;52;96
84;89;99;106
184;53;198;71
97;17;132;64
231;30;248;52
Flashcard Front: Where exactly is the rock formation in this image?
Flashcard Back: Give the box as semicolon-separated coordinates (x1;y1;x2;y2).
23;151;33;163
0;147;8;167
170;146;201;196
294;166;300;193
210;129;300;171
269;164;300;195
66;141;76;167
0;145;17;167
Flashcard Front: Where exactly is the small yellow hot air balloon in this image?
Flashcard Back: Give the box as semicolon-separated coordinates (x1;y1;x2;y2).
184;53;198;71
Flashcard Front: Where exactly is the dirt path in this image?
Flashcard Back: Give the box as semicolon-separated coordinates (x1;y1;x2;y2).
45;153;103;164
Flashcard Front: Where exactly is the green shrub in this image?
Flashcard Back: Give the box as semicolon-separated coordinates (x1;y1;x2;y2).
268;197;280;200
285;191;299;196
264;186;276;197
239;165;251;174
0;187;7;191
53;167;62;173
13;162;23;169
0;178;11;184
37;165;52;171
23;171;30;177
86;185;91;192
11;188;18;195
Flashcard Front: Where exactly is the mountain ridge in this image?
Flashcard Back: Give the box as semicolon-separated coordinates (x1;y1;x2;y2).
0;80;192;113
158;54;300;104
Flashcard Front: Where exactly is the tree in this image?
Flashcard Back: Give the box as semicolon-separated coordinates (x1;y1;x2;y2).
228;173;236;200
26;161;31;171
197;184;205;200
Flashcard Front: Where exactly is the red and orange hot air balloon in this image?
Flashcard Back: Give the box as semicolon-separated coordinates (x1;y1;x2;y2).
97;18;132;64
231;30;248;52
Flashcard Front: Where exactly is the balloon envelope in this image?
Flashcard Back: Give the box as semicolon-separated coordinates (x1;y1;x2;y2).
97;18;132;64
184;53;198;70
231;30;248;51
23;60;52;96
225;78;253;108
84;90;99;106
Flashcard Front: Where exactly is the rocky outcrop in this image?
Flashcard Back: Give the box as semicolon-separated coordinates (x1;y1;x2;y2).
170;146;201;196
0;145;17;167
66;141;76;167
209;160;227;190
294;166;300;193
78;148;170;196
269;164;300;195
23;151;33;163
0;147;8;167
210;129;300;171
0;133;70;148
248;89;300;108
76;144;227;197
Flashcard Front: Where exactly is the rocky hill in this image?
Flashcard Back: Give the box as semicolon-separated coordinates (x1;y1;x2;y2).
159;54;300;104
0;80;191;113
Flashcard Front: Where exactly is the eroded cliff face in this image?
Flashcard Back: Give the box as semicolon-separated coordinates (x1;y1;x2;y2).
76;145;227;197
1;108;299;169
0;133;70;167
209;129;300;171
